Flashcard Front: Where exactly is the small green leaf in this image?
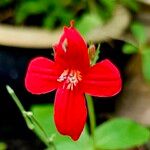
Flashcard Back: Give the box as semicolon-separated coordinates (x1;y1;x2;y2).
56;126;92;150
31;104;92;149
141;47;150;82
43;14;56;29
122;43;138;54
122;0;139;12
98;0;116;21
0;0;11;7
131;22;147;45
15;1;47;24
43;8;74;29
95;118;150;149
76;13;102;36
31;104;71;144
0;142;7;150
92;44;101;65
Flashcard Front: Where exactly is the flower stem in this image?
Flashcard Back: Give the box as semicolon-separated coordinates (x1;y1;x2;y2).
6;85;34;130
25;111;56;149
86;94;96;150
6;85;55;149
86;44;101;149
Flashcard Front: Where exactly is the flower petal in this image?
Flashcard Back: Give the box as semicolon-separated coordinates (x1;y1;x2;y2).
53;21;90;73
25;57;60;94
54;88;87;140
82;59;122;97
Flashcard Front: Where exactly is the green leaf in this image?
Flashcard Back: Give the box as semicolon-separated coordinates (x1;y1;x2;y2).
122;0;139;12
98;0;116;21
122;43;138;54
131;22;147;45
0;0;11;7
0;142;7;150
56;126;92;150
31;104;71;144
15;1;47;24
141;47;150;82
95;118;150;150
43;8;74;29
31;104;92;150
76;13;102;36
43;14;56;29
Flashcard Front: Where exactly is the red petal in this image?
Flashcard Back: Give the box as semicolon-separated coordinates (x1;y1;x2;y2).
54;88;87;140
53;21;90;73
25;57;60;94
82;59;122;97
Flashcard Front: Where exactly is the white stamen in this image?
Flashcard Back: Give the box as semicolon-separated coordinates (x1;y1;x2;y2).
57;69;68;82
57;69;82;90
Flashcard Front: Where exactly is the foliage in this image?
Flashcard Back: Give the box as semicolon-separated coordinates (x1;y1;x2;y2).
32;104;92;150
121;0;139;12
122;43;138;54
28;104;150;149
131;22;147;45
122;21;150;82
0;0;139;30
31;104;71;145
2;0;150;148
0;0;11;7
95;118;150;149
0;142;7;150
76;13;102;36
141;48;150;82
15;0;74;28
97;0;117;21
6;85;150;150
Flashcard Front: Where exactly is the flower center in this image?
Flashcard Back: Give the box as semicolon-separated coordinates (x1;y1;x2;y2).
57;69;82;90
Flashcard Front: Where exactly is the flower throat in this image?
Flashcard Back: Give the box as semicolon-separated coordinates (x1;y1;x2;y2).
57;69;82;90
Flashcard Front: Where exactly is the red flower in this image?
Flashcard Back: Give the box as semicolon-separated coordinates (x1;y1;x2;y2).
25;21;122;141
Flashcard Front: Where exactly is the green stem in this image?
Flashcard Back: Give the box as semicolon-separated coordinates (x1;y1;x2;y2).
86;44;101;149
30;113;49;140
6;85;55;149
26;112;56;149
86;94;96;150
6;85;34;130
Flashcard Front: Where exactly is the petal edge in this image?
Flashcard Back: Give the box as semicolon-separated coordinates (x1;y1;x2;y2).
82;59;122;97
25;57;59;94
54;88;87;140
